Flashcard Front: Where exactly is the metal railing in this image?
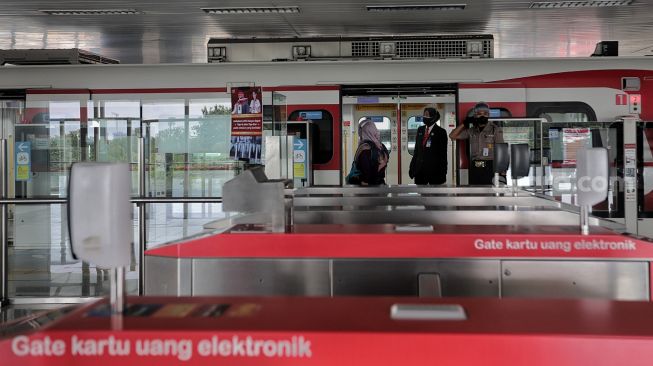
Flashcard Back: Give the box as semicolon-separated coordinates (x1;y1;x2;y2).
0;136;228;306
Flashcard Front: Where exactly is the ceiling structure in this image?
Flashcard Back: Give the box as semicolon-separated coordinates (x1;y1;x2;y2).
0;0;652;64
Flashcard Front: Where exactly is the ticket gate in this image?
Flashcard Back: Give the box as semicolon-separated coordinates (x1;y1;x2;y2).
144;169;652;300
4;296;653;365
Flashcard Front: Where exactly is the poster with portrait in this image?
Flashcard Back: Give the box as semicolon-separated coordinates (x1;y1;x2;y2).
230;86;263;164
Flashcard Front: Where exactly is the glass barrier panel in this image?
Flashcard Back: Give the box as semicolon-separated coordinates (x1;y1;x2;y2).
1;99;24;199
145;202;229;249
18;97;87;198
142;98;239;197
541;121;623;218
8;204;139;297
491;119;540;187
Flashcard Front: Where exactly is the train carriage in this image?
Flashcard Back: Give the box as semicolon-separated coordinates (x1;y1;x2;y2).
1;56;652;235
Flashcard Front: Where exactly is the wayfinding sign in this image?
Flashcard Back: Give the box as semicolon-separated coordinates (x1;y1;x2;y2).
15;141;31;181
293;138;307;179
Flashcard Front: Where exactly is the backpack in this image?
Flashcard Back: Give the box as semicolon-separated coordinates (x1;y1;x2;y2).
345;141;380;185
345;160;362;185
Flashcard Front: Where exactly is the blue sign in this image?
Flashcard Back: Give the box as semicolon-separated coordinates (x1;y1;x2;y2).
298;111;323;120
293;138;308;180
357;96;379;104
15;141;31;182
490;108;502;118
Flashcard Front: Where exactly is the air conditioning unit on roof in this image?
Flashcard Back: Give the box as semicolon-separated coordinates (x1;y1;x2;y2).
207;35;494;62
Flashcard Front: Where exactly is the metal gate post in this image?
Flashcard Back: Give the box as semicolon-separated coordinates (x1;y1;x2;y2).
622;117;638;234
1;139;8;306
138;136;146;295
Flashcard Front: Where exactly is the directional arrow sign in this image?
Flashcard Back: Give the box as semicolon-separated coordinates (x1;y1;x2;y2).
15;141;31;182
293;138;308;180
17;142;29;152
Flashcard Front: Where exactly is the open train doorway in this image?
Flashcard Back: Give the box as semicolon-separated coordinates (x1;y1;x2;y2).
341;84;457;185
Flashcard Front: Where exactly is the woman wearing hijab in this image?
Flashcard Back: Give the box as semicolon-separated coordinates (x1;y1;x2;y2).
350;118;389;186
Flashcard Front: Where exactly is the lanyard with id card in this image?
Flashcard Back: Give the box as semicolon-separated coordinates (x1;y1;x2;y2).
482;142;493;157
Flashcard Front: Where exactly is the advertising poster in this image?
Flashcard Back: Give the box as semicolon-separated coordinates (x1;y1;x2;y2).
624;143;637;202
561;128;591;165
230;86;262;164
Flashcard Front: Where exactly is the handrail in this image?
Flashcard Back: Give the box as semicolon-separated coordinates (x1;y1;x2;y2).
0;195;225;303
0;197;223;204
131;198;222;203
1;139;7;306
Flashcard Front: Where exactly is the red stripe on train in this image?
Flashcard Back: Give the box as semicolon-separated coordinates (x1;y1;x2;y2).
265;85;340;91
462;70;652;89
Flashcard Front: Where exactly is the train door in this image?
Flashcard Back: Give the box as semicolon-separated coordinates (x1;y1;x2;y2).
342;87;457;185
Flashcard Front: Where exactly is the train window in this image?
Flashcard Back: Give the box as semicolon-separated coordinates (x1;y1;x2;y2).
465;107;512;118
539;112;589;122
527;102;597;122
289;110;333;164
358;116;392;153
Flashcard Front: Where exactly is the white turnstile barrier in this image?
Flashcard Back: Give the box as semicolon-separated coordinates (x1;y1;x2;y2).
576;148;609;235
69;163;131;315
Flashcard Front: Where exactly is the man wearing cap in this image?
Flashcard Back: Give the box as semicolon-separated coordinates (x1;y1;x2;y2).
449;102;504;185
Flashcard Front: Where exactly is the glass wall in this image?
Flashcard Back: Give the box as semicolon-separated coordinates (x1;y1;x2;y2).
541;121;623;217
7;91;239;299
492;119;624;218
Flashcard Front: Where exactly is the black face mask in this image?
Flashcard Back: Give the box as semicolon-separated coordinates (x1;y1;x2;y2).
423;116;436;126
474;116;488;128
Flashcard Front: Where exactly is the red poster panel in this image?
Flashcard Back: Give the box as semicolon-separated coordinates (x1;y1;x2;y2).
230;87;263;164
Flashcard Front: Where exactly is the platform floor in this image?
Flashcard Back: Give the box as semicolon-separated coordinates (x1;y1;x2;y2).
0;303;72;326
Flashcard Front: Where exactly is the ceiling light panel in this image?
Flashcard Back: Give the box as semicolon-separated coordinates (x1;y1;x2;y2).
202;7;301;14
366;4;466;11
529;0;633;8
40;9;143;15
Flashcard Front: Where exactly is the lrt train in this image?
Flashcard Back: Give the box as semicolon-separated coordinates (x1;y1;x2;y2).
0;56;652;235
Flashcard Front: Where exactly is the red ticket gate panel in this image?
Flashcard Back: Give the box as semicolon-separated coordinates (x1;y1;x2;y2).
146;224;653;260
3;296;653;365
